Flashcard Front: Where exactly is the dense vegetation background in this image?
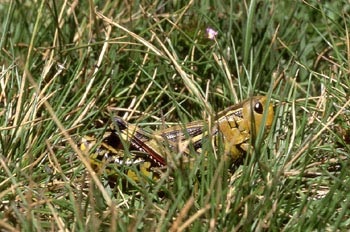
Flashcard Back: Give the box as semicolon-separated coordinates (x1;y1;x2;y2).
0;0;349;231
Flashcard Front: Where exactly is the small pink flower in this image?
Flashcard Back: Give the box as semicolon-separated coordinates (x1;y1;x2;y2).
206;27;218;40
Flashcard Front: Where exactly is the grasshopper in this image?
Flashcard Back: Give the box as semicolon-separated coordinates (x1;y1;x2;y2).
80;96;274;183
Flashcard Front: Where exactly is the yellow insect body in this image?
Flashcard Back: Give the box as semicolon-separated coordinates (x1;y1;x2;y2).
81;96;274;183
216;96;274;161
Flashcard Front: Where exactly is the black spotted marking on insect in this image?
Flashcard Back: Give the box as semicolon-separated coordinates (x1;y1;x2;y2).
193;138;203;151
113;156;145;165
102;131;124;150
94;142;146;166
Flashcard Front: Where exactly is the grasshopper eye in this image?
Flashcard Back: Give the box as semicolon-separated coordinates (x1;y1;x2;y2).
254;102;264;114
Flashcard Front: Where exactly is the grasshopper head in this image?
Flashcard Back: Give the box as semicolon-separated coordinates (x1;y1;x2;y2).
242;96;274;137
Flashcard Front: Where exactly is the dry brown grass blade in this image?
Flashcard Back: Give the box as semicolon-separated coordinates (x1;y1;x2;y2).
169;196;194;232
95;10;163;57
153;34;212;114
23;65;113;207
78;24;112;107
284;97;350;170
